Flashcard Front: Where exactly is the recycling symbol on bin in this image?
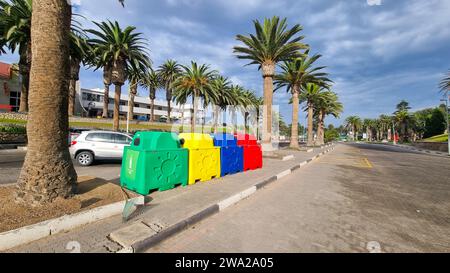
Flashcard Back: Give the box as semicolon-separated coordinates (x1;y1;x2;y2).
156;152;181;183
196;151;215;174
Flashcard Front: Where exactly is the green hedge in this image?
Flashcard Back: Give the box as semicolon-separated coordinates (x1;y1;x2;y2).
0;124;27;134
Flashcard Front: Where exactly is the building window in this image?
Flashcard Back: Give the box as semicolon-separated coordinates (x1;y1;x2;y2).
9;91;20;112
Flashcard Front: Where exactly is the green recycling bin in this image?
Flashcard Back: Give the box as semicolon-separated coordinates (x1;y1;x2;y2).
120;131;188;194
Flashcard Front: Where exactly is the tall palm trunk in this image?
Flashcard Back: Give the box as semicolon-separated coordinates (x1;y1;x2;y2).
166;86;172;123
290;86;300;149
191;91;198;133
261;63;274;147
150;98;155;122
113;84;121;131
102;65;112;118
231;107;237;135
112;58;125;131
180;103;185;131
16;0;76;205
244;111;249;135
213;105;220;133
316;110;325;146
149;87;155;122
68;59;80;116
128;84;137;121
306;101;314;147
18;44;31;113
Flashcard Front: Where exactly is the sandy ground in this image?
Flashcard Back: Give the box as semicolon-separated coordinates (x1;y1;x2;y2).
0;176;135;233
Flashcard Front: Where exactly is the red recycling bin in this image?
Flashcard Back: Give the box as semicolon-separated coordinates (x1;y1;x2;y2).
235;133;263;171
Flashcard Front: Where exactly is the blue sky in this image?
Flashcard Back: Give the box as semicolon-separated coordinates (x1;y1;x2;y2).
2;0;449;126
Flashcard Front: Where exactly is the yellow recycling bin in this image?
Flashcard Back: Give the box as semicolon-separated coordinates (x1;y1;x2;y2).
179;133;221;185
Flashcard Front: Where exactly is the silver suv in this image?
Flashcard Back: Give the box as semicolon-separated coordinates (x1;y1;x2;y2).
69;131;133;166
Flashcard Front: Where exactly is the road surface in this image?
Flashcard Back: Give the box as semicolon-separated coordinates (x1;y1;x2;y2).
0;150;121;185
148;143;450;253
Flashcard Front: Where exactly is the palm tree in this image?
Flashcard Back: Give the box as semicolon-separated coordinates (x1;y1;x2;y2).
229;85;248;134
315;91;342;145
439;70;449;93
210;75;232;133
157;60;181;123
172;61;217;132
0;0;32;112
362;119;375;142
274;51;331;148
126;63;148;121
87;21;150;131
16;0;76;204
68;27;90;116
395;110;411;142
234;16;307;149
142;69;161;122
299;83;325;146
345;116;362;141
240;89;257;135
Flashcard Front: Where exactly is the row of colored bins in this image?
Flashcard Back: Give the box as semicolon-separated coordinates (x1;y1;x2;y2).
120;132;262;195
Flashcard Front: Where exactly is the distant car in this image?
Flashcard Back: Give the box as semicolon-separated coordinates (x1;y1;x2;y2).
69;130;133;166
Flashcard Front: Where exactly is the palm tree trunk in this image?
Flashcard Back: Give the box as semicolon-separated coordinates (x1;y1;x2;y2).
102;83;110;118
290;88;299;149
307;101;314;147
262;63;274;147
102;66;112;118
316;111;325;146
18;67;29;112
68;79;76;116
150;98;155;122
232;108;237;135
244;112;249;135
113;84;121;131
16;0;76;205
191;92;199;133
167;97;171;123
128;91;135;121
213;105;219;133
181;103;185;131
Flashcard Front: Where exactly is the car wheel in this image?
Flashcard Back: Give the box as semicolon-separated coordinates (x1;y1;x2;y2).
76;151;94;166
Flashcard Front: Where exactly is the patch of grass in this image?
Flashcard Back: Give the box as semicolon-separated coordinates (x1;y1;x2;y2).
422;134;448;143
0;124;26;134
0;118;239;134
0;119;27;125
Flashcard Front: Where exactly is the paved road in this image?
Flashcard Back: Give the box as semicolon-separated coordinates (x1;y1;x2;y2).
0;150;121;185
148;143;450;253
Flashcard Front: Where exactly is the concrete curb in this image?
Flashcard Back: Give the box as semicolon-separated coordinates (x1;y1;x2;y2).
371;143;449;158
112;145;337;253
0;196;143;251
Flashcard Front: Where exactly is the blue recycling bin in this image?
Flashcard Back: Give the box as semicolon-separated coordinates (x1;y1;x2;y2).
212;133;244;176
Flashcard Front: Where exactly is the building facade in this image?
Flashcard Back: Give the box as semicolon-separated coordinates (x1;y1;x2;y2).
74;85;203;123
0;61;21;113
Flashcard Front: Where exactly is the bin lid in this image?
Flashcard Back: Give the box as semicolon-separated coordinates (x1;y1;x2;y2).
235;133;258;146
131;131;181;150
212;133;238;147
179;133;214;149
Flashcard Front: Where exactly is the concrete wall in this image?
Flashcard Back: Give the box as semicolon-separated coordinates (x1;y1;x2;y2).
412;142;448;153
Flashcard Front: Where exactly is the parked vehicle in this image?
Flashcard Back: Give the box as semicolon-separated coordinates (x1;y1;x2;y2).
69;131;133;166
68;128;92;146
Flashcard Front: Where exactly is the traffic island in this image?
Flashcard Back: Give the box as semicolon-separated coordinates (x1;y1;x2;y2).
5;145;335;253
0;176;139;250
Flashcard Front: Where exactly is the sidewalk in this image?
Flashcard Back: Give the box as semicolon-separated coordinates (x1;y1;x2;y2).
7;145;333;253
